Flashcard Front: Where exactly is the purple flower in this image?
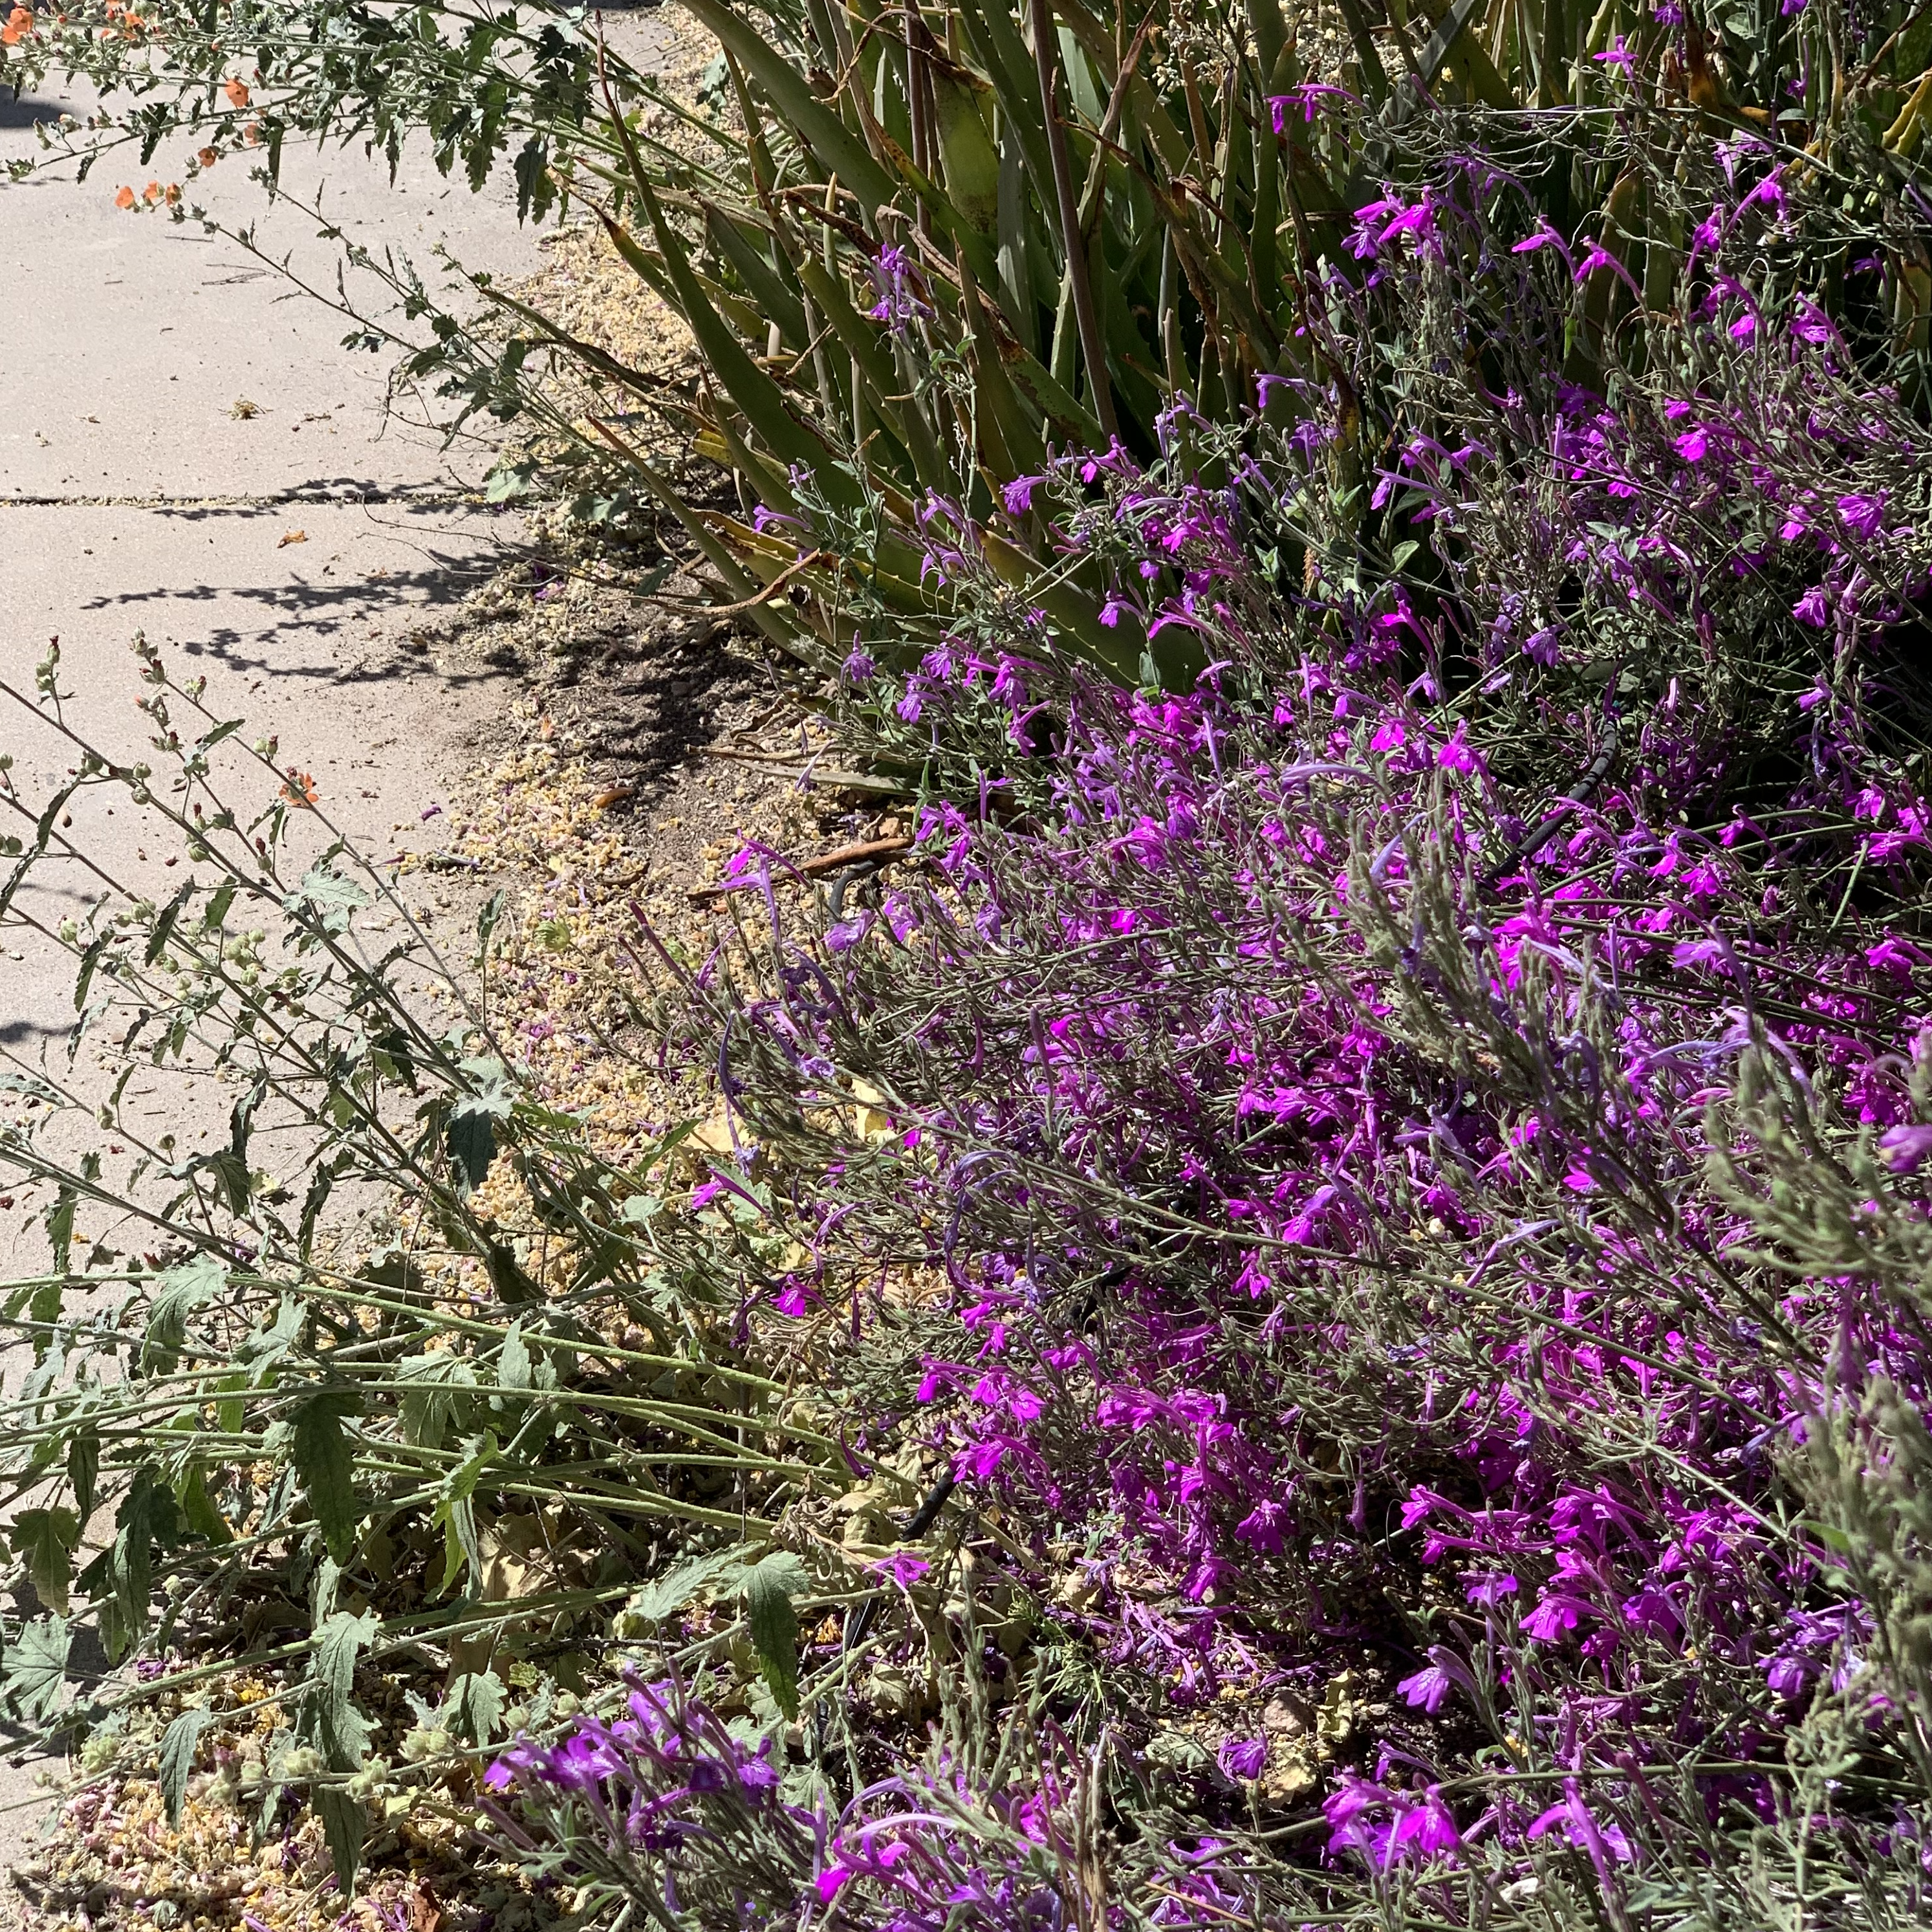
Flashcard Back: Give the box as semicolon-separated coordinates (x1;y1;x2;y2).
1792;585;1830;628
1218;1735;1267;1781
1512;227;1574;272
1436;722;1477;772
1792;299;1836;347
1266;83;1357;129
1002;475;1044;517
1464;1570;1519;1607
1675;426;1710;463
1880;1123;1932;1173
1530;1781;1635;1865
1836;492;1887;540
1389;1790;1463;1862
1326;1775;1464;1868
547;1727;624;1791
1398;1663;1454;1713
483;1737;543;1791
1235;1497;1288;1553
825;911;873;953
868;244;931;329
1523;1593;1592;1642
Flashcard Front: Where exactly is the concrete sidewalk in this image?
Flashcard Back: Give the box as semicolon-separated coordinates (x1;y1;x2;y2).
0;78;550;900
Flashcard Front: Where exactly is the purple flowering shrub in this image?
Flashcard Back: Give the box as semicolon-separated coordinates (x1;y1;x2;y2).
17;5;1932;1925
471;32;1932;1932
597;224;1932;1919
849;148;1932;920
483;1675;1228;1929
1273;142;1932;847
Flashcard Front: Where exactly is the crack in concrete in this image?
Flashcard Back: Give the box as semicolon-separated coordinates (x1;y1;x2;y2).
0;488;486;510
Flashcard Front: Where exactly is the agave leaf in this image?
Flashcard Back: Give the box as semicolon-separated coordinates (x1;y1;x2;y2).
1644;180;1684;313
693;267;768;343
477;272;681;412
1418;0;1517;110
1249;47;1293;325
870;131;1003;291
711;511;928;617
1117;54;1193;182
1052;0;1120;91
702;411;803;515
682;0;898;215
954;0;1057;206
1248;0;1291;77
600;213;677;306
1142;171;1269;351
995;124;1045;356
1219;80;1256;287
957;249;1048;475
1539;0;1568;109
603;426;806;657
1001;321;1107;445
704;204;809;345
1885;66;1932;153
628;181;854;503
719;46;786;204
981;526;1139;680
1332;0;1393;102
873;26;916;155
930;59;1001;234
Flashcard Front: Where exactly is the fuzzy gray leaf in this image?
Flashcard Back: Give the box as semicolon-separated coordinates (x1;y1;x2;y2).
158;1705;213;1825
740;1554;806;1720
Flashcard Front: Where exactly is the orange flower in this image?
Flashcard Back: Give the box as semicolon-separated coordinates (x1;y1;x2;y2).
163;182;180;206
196;146;219;168
280;770;319;809
1;8;34;47
140;180;160;204
113;184;135;210
223;76;250;109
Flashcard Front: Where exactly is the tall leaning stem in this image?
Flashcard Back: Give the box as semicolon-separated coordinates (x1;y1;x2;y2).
1029;0;1117;440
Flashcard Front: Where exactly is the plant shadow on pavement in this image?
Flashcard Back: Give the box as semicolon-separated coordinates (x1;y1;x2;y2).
0;92;65;130
74;519;512;691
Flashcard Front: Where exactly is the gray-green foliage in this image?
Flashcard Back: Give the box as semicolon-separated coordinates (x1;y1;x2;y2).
0;639;878;1887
